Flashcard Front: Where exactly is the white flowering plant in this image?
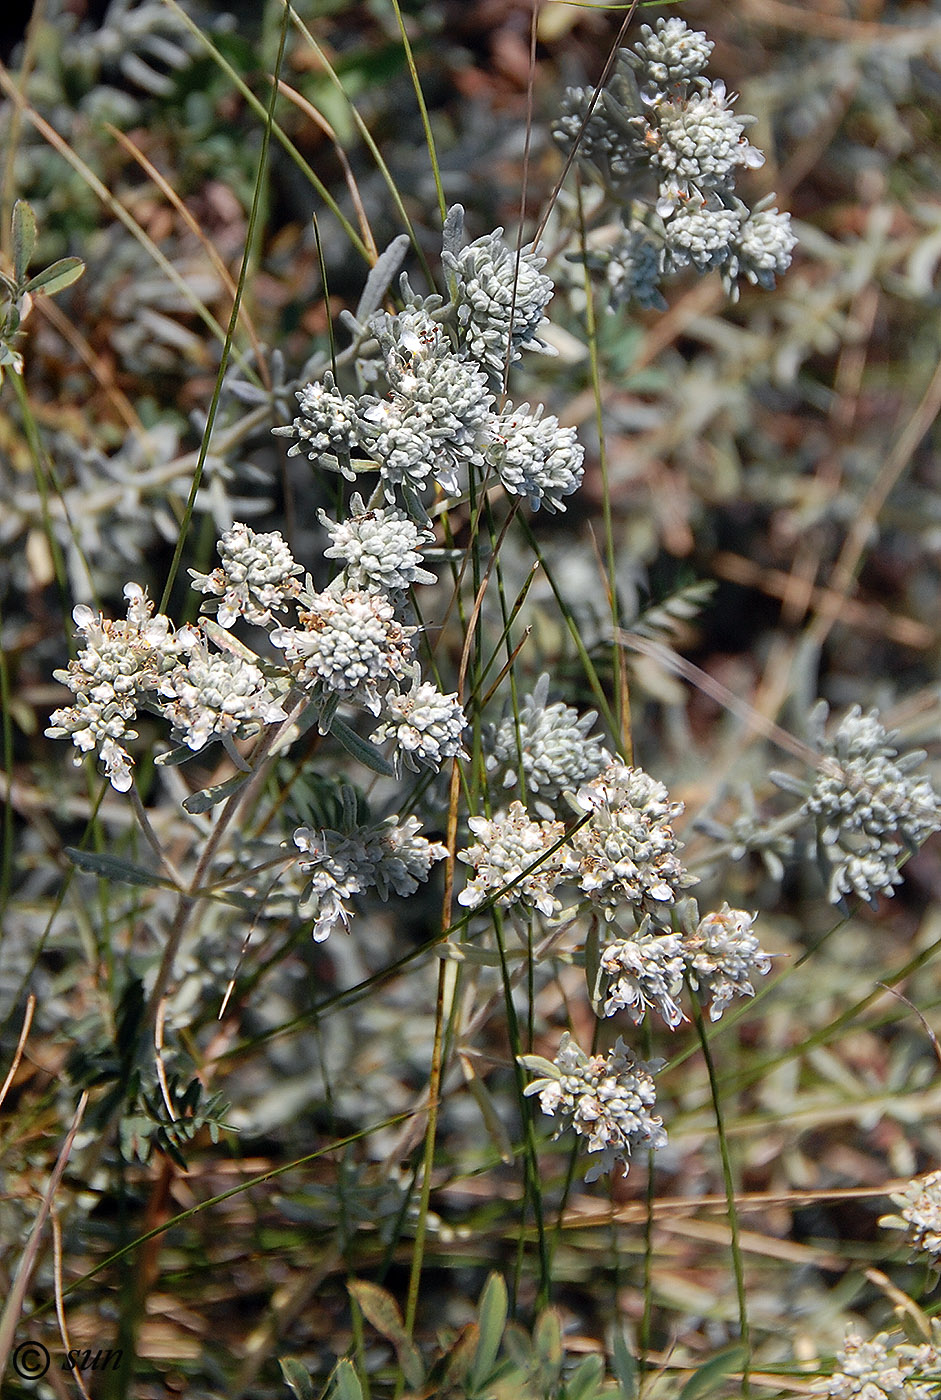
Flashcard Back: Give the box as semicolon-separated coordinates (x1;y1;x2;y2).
5;3;941;1397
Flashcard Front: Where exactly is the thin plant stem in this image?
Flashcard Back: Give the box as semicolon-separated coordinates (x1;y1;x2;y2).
159;0;292;611
690;990;751;1395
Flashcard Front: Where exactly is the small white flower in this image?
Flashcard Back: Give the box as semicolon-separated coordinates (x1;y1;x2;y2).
683;903;771;1021
320;494;436;592
158;643;288;751
484;403;584;513
879;1169;941;1270
293;817;446;941
487;673;610;815
373;669;467;775
458;801;573;917
571;762;692;919
814;1327;941;1400
443;224;556;376
189;522;302;628
271;588;415;716
599;923;687;1027
521;1032;666;1182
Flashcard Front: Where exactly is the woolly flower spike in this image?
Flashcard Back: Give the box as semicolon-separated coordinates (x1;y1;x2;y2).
604;225;668;312
294;817;447;942
158;643;287;752
776;703;941;904
46;583;196;791
373;668;467;775
647;80;764;193
443;226;555;377
662;197;743;273
189;522;302;628
270;589;415;716
722;195;798;297
274;371;361;475
458;802;573;918
486;673;610;817
319;493;436;592
571;761;692;920
360;306;494;499
484;403;584;513
521;1032;666;1182
625;17;714;90
813;1326;941;1400
599;923;687;1028
683;903;771;1021
879;1170;941;1272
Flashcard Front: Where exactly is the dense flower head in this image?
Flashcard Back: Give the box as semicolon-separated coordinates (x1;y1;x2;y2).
646;80;763;192
189;522;303;628
458;802;572;918
624;17;714;91
814;1327;941;1400
682;903;771;1021
571;761;692;920
275;371;361;473
443;226;555;376
294;816;447;942
879;1169;941;1270
46;583;197;791
319;493;436;592
359;306;494;499
522;1032;667;1182
787;703;941;904
662;197;743;272
722;195;798;295
157;643;287;752
373;668;467;775
604;225;668;311
484;403;584;513
486;673;610;815
270;588;415;716
599;923;687;1027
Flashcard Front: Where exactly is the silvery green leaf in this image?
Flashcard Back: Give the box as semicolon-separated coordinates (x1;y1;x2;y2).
355;234;410;323
12;200;36;285
24;257;84;297
66;848;173;889
329;716;395;776
182;772;250;814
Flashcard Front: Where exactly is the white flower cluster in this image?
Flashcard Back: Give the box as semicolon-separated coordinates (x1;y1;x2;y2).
569;762;693;919
442;223;555;378
682;903;772;1022
372;667;468;776
294;818;447;942
46;582;285;790
599;921;687;1028
275;220;583;516
49;515;468;797
189;521;303;627
483;403;584;514
879;1169;941;1270
486;673;611;816
271;588;416;718
553;17;795;305
521;1032;667;1182
775;703;941;904
458;802;571;918
319;492;436;593
814;1327;941;1400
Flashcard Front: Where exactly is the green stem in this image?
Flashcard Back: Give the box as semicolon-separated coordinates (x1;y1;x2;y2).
691;990;751;1395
